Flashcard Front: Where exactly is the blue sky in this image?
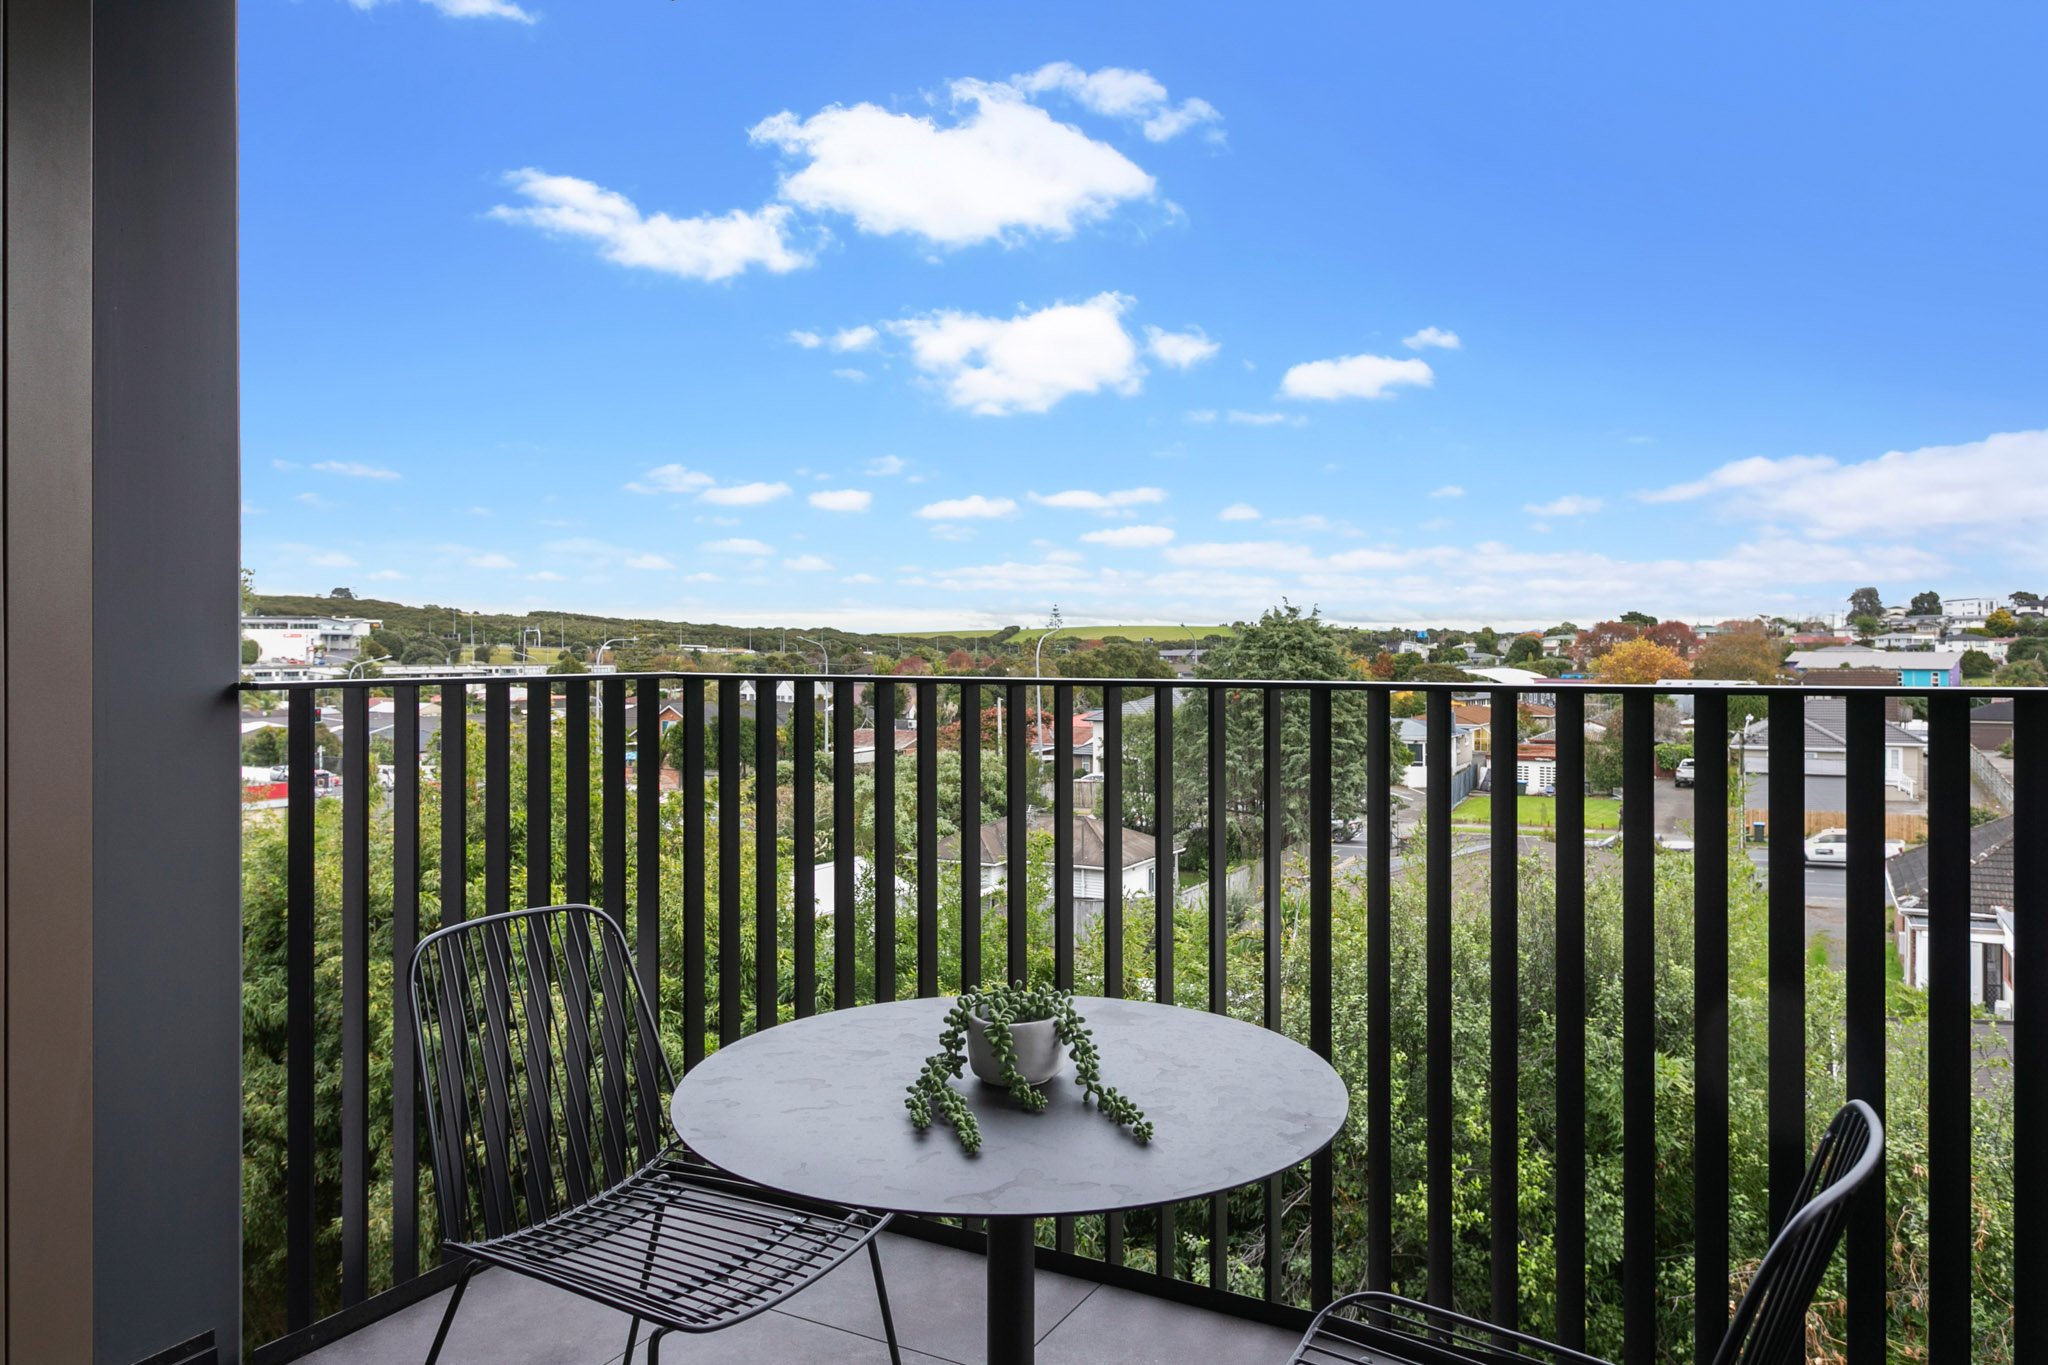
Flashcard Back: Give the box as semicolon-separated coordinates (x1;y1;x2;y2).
240;2;2048;630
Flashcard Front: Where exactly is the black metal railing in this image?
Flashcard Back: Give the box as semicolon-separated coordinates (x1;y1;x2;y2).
237;675;2041;1364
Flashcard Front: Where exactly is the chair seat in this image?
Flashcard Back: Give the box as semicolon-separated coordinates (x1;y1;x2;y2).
448;1145;888;1334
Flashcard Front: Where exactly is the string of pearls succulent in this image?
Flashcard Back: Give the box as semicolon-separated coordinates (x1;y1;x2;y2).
905;983;1153;1154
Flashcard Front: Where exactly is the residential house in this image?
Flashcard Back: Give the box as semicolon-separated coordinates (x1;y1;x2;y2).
935;813;1174;926
1888;815;2015;1014
1785;644;1967;687
851;727;919;767
1941;596;2004;619
1734;694;1928;803
1396;714;1479;799
1970;698;2015;752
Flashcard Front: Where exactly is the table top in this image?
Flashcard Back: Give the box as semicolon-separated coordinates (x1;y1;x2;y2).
669;996;1349;1219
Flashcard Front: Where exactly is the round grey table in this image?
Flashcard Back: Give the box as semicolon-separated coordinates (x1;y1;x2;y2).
670;996;1349;1365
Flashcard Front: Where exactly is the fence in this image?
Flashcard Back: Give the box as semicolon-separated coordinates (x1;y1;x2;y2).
1746;809;1932;843
239;677;2044;1364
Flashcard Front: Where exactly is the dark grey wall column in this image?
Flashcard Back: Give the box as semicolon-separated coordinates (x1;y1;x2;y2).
5;1;243;1362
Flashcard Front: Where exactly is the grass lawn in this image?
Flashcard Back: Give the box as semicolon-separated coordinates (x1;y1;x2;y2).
895;624;1233;642
1455;794;1623;830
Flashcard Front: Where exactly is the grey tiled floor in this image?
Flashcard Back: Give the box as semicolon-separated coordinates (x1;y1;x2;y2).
302;1232;1302;1364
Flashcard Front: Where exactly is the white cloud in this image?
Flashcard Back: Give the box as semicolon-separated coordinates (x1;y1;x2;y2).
830;325;878;352
1524;495;1604;517
296;493;333;507
467;552;518;569
866;455;907;476
790;330;823;348
1030;487;1167;511
702;538;774;555
1641;428;2048;541
1429;484;1465;498
1219;502;1260;521
1226;410;1289;425
312;460;401;480
890;292;1142;415
698;480;792;506
749;81;1154;248
1185;409;1217;423
1014;62;1223;142
526;571;566;582
490;170;810;281
843;573;882;584
784;554;833;571
366;569;405;580
418;0;535;20
832;368;868;383
624;553;674;570
809;488;873;512
309;551;358;568
1142;325;1219;369
625;464;715;495
1280;352;1434;401
1402;326;1461;351
927;523;978;541
916;494;1018;520
1081;524;1175;548
682;572;723;583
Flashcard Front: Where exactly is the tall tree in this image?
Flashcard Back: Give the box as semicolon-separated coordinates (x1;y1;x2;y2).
1847;586;1884;618
1908;590;1943;616
1691;623;1786;684
1591;638;1692;685
1642;619;1698;657
1570;621;1639;666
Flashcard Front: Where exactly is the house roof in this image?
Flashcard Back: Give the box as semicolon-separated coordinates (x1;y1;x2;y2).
1887;815;2015;911
1798;667;1900;687
1739;695;1926;751
1393;716;1474;742
1971;698;2015;724
934;813;1161;870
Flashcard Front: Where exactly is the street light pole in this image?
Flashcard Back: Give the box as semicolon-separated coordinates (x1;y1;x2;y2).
794;635;831;754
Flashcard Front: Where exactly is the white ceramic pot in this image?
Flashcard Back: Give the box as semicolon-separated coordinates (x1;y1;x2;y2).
965;1013;1064;1087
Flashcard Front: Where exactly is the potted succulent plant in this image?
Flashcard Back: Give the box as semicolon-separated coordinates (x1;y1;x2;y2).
904;982;1151;1154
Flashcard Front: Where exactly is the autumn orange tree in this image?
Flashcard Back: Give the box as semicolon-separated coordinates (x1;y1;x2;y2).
1590;636;1692;684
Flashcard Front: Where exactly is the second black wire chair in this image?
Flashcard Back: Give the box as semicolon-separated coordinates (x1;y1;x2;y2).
1289;1098;1882;1365
410;904;901;1365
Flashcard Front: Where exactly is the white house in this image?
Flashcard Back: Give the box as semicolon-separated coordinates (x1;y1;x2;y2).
1395;715;1478;791
1735;695;1927;801
1887;816;2015;1015
1941;596;2004;619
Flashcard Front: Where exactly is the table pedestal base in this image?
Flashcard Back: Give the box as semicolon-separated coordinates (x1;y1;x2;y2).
987;1216;1035;1365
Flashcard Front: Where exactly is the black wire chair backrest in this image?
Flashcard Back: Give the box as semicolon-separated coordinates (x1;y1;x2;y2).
1712;1099;1883;1365
410;905;675;1246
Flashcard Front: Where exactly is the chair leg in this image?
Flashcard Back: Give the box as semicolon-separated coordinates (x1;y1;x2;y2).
868;1238;903;1365
646;1326;672;1364
622;1316;641;1365
423;1259;478;1365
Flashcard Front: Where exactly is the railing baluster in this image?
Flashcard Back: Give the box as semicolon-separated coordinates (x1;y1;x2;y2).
1263;685;1284;1305
875;680;897;1004
286;687;315;1329
1156;681;1178;1278
601;679;626;927
2016;690;2045;1356
392;684;422;1285
444;682;471;926
1554;688;1586;1350
527;681;552;908
1006;681;1028;984
1425;688;1452;1307
1367;686;1393;1298
1843;692;1885;1365
1309;686;1333;1309
1054;683;1077;1259
1622;690;1655;1362
1926;692;1971;1361
342;686;371;1307
961;681;982;992
794;683;817;1017
1490;687;1518;1329
1208;682;1229;1291
1103;683;1126;1269
717;678;741;1045
683;680;707;1069
916;679;938;999
1692;691;1729;1364
835;679;857;1009
637;676;660;1010
487;681;511;920
564;680;589;906
1765;690;1807;1233
755;681;778;1033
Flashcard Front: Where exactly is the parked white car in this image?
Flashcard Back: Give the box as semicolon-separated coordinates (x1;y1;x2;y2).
1802;828;1906;864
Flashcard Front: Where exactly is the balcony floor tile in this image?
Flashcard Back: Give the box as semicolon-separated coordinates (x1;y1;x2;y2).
295;1233;1299;1365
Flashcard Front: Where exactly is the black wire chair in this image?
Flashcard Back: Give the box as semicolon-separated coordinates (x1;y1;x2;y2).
1288;1099;1882;1365
410;904;902;1365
